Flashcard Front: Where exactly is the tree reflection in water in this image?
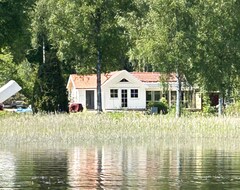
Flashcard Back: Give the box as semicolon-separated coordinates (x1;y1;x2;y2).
1;145;240;189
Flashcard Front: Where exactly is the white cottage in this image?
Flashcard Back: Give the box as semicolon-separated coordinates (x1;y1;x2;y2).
67;70;201;110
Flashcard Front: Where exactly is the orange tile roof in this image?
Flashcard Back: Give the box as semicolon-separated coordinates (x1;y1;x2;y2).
70;71;118;89
70;71;177;89
131;72;177;82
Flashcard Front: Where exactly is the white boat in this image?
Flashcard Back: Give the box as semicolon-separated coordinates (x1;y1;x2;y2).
0;80;22;103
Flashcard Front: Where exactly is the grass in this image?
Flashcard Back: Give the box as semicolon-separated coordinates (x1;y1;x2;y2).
1;111;240;149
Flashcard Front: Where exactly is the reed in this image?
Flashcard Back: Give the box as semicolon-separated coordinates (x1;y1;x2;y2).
1;112;240;147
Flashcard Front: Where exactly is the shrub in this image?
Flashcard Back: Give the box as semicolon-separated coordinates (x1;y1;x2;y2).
225;101;240;116
202;94;216;115
33;57;69;113
147;97;168;114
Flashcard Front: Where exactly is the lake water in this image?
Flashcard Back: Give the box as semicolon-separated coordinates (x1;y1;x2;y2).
1;143;240;189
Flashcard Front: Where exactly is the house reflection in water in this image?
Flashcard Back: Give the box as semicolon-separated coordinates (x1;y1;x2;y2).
67;147;100;189
0;145;238;188
67;146;125;189
67;145;240;188
67;146;182;188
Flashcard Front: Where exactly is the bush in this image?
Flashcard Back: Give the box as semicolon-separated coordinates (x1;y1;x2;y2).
202;94;216;115
225;101;240;116
147;97;168;114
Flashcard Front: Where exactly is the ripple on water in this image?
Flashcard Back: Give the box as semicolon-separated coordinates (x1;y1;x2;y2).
1;145;240;189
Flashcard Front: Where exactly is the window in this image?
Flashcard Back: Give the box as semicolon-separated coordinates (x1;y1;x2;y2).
146;91;152;102
131;89;138;98
154;91;160;101
171;91;176;105
146;91;163;103
120;78;129;82
110;89;118;98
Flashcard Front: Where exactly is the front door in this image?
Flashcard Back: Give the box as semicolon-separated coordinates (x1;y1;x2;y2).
86;90;94;109
121;89;128;108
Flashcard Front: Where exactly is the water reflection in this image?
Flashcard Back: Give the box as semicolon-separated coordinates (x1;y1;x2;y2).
0;151;15;188
1;145;240;189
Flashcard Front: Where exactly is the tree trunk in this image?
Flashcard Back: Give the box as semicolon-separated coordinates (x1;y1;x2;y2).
95;8;102;113
176;70;181;118
43;37;46;64
97;48;102;113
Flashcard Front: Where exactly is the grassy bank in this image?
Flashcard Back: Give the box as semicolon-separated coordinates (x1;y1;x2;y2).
1;111;240;148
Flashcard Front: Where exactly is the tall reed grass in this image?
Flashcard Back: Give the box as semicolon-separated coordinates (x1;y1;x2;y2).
1;111;240;148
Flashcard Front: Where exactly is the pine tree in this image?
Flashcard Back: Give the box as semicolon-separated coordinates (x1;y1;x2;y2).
33;45;68;113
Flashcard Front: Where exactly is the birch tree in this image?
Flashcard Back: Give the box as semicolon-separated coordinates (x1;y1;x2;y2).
124;0;198;117
195;0;240;115
37;0;133;112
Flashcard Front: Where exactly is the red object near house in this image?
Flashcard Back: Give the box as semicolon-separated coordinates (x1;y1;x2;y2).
69;103;83;112
0;103;3;111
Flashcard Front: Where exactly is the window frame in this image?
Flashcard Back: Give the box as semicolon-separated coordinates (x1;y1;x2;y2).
110;89;118;98
131;89;138;98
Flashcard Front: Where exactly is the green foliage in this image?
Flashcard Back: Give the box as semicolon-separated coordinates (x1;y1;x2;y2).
147;97;169;114
124;0;240;116
225;101;240;116
194;0;240;97
1;0;240;116
0;0;35;61
33;55;69;113
0;1;36;104
202;94;216;115
30;0;136;112
32;0;132;73
29;0;70;113
160;97;168;107
15;60;37;101
123;0;200;117
0;49;37;102
0;49;16;85
125;0;198;74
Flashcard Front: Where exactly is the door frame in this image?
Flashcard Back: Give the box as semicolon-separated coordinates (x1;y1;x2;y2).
121;89;128;108
86;90;94;109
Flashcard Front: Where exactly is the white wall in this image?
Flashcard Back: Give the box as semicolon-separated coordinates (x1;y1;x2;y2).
102;88;120;109
79;89;97;109
70;88;86;107
103;85;146;110
101;70;147;110
128;87;146;109
77;89;86;106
